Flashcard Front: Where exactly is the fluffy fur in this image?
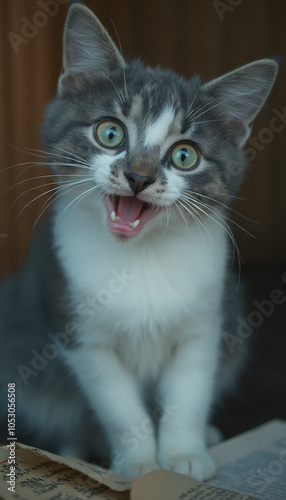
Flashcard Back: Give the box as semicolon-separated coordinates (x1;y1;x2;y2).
0;1;278;481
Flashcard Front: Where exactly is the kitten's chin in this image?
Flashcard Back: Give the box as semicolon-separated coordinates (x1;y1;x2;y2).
104;194;159;239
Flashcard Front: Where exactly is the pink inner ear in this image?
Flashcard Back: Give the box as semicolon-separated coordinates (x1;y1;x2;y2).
64;35;81;74
61;34;86;91
60;71;85;93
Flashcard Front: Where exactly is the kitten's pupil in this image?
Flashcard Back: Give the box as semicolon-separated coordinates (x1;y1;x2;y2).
180;149;187;163
108;127;116;141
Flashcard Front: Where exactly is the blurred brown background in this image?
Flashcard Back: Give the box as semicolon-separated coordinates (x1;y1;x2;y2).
0;0;285;277
0;0;285;438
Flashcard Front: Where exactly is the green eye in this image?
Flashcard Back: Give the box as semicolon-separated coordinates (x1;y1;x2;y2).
95;120;125;148
171;143;199;170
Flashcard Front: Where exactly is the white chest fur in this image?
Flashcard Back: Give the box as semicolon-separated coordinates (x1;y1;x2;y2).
53;200;228;379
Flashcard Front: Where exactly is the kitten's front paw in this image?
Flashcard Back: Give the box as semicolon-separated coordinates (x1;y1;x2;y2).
161;451;216;481
111;456;159;478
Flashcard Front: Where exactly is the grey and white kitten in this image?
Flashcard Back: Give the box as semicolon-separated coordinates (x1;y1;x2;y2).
0;1;278;481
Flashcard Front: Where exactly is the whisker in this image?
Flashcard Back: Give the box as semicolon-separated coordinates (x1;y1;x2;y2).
11;178;94;208
12;169;90;185
14;162;92;183
176;199;200;233
109;18;129;102
0;139;89;175
187;88;259;124
2;160;92;183
185;95;218;121
177;199;210;243
170;202;186;230
31;178;100;236
25;147;91;167
15;185;61;220
11;174;90;189
14;179;95;219
182;187;251;213
184;82;201;119
1;160;48;173
30;190;62;235
10;182;59;207
179;193;242;282
181;189;257;225
193;198;255;240
42;144;92;165
191;119;226;126
98;70;125;105
56;184;99;227
163;204;182;233
0;137;46;161
29;183;90;235
164;204;170;233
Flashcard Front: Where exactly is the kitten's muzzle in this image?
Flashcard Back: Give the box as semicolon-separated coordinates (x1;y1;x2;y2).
125;172;155;195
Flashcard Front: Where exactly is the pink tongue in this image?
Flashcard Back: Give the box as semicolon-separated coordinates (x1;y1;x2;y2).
117;196;144;223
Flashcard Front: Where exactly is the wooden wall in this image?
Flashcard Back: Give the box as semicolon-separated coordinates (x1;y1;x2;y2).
0;0;285;279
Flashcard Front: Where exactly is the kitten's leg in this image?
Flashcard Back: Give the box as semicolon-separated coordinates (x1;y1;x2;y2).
206;424;223;446
65;346;159;477
157;324;221;481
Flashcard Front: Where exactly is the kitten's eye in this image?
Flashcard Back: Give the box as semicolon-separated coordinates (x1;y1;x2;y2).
95;120;125;148
170;143;199;171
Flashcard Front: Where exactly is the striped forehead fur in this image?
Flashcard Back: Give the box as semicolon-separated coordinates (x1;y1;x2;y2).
144;107;176;148
42;57;264;200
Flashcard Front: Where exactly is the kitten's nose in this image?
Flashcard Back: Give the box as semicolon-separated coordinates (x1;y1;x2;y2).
125;172;154;194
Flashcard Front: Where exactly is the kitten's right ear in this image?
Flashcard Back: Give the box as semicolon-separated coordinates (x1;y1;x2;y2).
58;2;125;94
203;59;279;148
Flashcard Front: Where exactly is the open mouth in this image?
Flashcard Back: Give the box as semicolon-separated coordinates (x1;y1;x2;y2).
105;194;158;237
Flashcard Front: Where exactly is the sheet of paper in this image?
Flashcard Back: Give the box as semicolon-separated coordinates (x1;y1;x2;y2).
208;419;286;500
0;442;259;500
2;421;285;500
0;442;131;500
131;469;259;500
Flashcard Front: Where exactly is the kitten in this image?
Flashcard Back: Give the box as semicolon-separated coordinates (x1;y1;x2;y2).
0;1;278;481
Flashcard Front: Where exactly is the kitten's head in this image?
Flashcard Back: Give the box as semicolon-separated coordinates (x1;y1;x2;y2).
42;1;278;240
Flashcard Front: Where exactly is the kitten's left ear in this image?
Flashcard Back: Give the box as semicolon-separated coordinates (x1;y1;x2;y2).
204;59;279;147
58;2;125;94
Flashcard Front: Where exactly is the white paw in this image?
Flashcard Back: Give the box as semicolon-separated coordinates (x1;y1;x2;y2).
111;457;159;478
161;451;216;481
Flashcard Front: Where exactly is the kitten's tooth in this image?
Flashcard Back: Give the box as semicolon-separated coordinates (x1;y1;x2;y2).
130;220;140;229
111;211;117;222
